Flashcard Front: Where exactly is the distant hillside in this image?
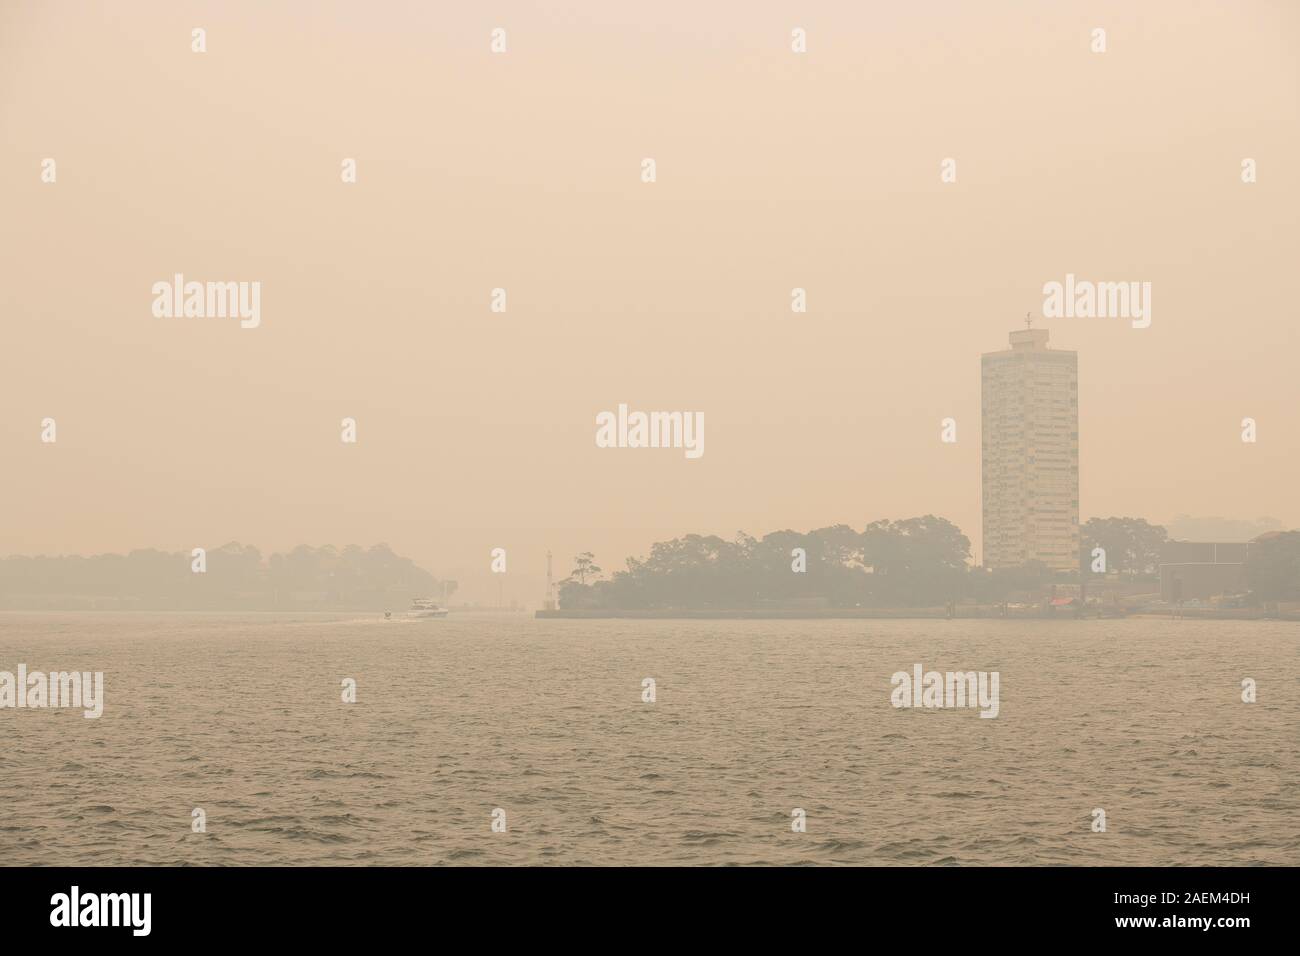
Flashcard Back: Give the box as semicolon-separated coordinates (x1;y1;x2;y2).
0;543;452;611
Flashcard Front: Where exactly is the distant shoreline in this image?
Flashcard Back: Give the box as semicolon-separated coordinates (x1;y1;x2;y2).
1;606;1291;621
536;607;1299;621
536;610;996;620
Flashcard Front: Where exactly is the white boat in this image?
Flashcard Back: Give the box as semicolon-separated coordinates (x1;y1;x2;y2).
408;598;449;619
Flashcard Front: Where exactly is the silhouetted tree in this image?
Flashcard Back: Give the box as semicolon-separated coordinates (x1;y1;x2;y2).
566;552;602;586
1245;532;1300;601
1080;517;1168;579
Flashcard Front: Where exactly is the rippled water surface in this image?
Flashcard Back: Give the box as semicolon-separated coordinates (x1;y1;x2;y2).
1;612;1296;865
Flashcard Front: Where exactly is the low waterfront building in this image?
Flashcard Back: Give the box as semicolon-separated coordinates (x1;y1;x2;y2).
1158;541;1248;602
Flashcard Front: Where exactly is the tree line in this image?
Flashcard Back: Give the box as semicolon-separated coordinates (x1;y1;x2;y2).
558;517;1300;609
0;543;452;610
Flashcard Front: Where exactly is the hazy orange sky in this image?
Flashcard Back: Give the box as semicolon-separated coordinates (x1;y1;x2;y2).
3;1;1297;602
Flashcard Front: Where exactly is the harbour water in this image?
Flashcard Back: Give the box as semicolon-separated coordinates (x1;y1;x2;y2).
1;612;1295;866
